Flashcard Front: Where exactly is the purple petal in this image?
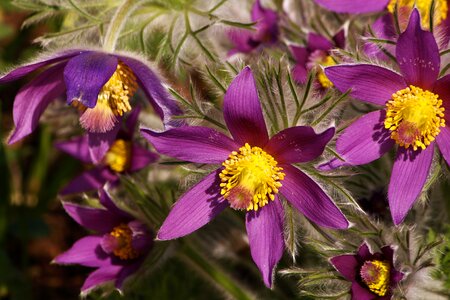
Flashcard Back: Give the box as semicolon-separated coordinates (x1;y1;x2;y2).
125;105;141;134
99;189;131;219
308;33;333;51
129;220;153;253
437;126;450;166
140;126;238;164
223;67;269;146
319;110;394;170
332;29;346;49
0;50;80;83
88;122;121;163
81;265;123;293
325;64;406;106
64;52;118;108
364;14;396;60
128;144;158;172
396;8;440;89
292;64;308;84
227;29;257;54
115;261;142;290
290;45;308;66
60;167;116;195
8;63;66;144
330;255;358;281
357;243;372;261
62;202;123;233
314;0;389;14
388;145;435;225
118;55;184;129
246;199;284;288
351;282;376;300
265;126;334;164
280;164;349;229
53;236;109;267
433;74;450;123
251;0;279;44
55;136;92;163
157;169;229;240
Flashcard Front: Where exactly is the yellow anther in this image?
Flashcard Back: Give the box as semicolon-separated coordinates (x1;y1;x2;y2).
317;55;336;89
104;139;132;173
109;224;140;260
360;260;391;297
387;0;448;28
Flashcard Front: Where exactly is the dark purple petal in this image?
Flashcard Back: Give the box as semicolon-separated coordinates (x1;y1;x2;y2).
157;169;229;240
437;126;450;166
432;74;450;123
55;136;92;164
314;0;389;14
129;220;153;253
60;167;117;195
290;45;308;66
308;33;333;51
88;122;121;163
280;164;349;229
292;64;308;84
227;29;257;54
99;189;131;219
8;63;66;144
0;50;81;83
140;126;238;164
115;261;143;290
364;14;396;61
357;243;372;261
319;110;394;170
265;126;334;164
330;255;358;281
351;282;375;300
391;269;404;285
128;144;158;172
332;29;346;49
396;8;440;89
325;64;406;106
64;52;118;108
118;55;184;129
246;199;284;288
251;0;278;44
54;236;109;267
81;265;123;293
62;202;123;233
388;145;435;225
223;67;269;146
125;105;141;134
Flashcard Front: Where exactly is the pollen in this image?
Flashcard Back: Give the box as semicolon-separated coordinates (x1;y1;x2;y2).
109;224;140;260
219;143;285;211
317;55;336;89
384;85;445;151
360;260;391;297
387;0;448;28
76;61;138;133
103;139;132;173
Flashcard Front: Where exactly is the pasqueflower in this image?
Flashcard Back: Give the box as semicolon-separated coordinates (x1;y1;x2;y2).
314;0;390;14
320;9;450;225
0;49;182;162
54;190;153;294
331;243;404;300
141;67;349;288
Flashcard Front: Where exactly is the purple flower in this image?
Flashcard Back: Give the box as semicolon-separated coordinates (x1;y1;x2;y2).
331;243;404;300
314;0;390;14
228;0;279;55
54;190;153;294
56;107;158;195
320;9;450;225
0;49;183;162
141;67;349;288
290;30;345;87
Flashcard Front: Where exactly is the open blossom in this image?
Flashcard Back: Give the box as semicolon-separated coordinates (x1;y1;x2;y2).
0;49;182;162
56;107;158;195
331;243;404;300
290;30;345;88
228;0;278;55
54;190;153;294
320;9;450;225
141;67;349;287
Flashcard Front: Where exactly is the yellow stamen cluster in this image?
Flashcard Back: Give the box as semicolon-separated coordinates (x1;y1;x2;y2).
219;143;285;211
387;0;448;28
384;85;445;151
317;55;336;89
104;139;132;173
77;61;138;133
360;260;391;297
109;224;140;260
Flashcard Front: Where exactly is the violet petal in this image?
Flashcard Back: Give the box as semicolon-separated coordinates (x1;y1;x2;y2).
62;202;122;233
314;0;390;14
53;236;109;267
55;135;92;164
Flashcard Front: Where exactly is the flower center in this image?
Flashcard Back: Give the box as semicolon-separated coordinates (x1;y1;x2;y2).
74;61;138;133
317;55;336;89
103;139;132;173
360;260;391;297
105;224;140;260
387;0;448;28
219;143;285;211
384;85;445;151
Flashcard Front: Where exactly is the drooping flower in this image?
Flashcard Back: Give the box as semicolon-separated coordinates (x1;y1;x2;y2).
56;107;158;195
320;9;450;225
228;0;279;55
53;189;153;294
0;49;183;162
290;30;345;88
330;243;404;300
141;67;349;288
